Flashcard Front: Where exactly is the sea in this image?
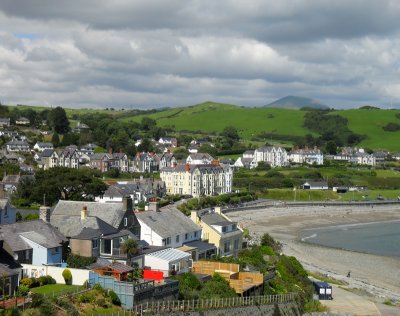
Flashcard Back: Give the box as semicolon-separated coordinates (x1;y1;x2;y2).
299;220;400;258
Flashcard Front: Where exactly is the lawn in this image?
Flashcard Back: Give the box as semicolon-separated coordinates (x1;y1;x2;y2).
31;284;84;296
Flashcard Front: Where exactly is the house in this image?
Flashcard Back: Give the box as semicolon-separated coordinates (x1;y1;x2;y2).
186;153;214;165
234;157;257;169
0;243;22;298
0;130;18;138
158;137;177;148
90;153;113;172
15;117;30;125
0;219;67;266
254;146;288;168
112;153;130;173
0;199;16;224
191;207;243;256
33;142;54;152
6;140;30;152
96;179;165;205
58;146;80;169
144;248;192;277
38;149;59;170
136;206;202;248
161;162;233;197
132;152;159;173
354;152;376;166
73;122;90;133
0;118;10;128
302;181;329;190
80;143;98;156
51;198;141;239
57;205;139;263
289;147;324;165
159;153;177;169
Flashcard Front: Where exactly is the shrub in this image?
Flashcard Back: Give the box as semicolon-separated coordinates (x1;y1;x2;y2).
66;254;96;269
16;285;30;297
3;306;21;316
55;299;79;316
62;269;72;285
20;278;33;288
78;292;96;303
93;283;105;294
96;298;108;308
108;290;121;306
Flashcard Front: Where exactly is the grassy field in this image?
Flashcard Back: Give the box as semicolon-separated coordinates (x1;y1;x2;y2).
120;102;312;139
334;109;400;151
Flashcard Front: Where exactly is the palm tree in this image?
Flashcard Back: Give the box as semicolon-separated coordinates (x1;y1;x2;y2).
120;238;139;265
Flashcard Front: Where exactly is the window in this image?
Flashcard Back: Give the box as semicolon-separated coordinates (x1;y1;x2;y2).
224;241;230;253
176;235;180;243
194;231;198;238
185;233;188;240
232;224;237;230
222;226;227;233
124;217;128;227
92;239;99;249
51;247;59;255
162;237;171;246
234;239;239;250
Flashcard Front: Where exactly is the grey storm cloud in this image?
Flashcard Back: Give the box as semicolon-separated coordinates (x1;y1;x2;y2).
0;0;400;108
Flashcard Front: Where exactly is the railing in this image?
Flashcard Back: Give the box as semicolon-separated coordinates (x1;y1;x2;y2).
133;293;296;315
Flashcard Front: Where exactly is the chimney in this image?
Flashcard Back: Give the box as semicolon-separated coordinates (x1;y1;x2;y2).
190;210;199;223
185;163;190;172
123;196;133;212
81;206;88;220
149;201;160;212
211;160;220;166
215;206;222;215
39;206;51;223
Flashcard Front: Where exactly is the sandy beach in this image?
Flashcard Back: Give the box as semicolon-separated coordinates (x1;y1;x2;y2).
226;204;400;301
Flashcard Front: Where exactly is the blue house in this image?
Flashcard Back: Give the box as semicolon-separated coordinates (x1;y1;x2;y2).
0;220;67;266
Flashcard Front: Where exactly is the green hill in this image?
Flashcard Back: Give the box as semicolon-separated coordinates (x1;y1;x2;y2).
120;101;311;140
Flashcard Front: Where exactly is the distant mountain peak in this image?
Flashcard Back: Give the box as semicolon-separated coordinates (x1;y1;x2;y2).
265;96;329;110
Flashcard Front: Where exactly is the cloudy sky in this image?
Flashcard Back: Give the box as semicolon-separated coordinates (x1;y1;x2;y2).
1;0;400;109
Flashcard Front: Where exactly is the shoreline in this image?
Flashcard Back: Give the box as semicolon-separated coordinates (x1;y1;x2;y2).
227;204;400;301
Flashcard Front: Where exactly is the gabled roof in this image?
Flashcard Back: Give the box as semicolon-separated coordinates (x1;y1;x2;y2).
136;208;201;238
60;217;119;239
35;142;53;147
51;200;128;231
0;220;67;252
199;211;236;226
187;153;214;161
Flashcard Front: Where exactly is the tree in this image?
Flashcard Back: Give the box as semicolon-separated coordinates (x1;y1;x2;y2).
198;144;218;157
48;106;70;134
325;140;337;155
120;238;139;265
51;132;60;147
21;167;107;206
221;126;240;141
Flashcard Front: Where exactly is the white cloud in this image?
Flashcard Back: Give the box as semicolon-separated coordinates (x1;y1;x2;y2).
0;1;400;108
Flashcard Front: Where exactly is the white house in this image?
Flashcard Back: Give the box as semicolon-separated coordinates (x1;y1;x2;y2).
33;142;54;152
136;207;202;248
254;146;288;168
144;248;192;277
186;153;214;165
289;147;324;165
302;181;329;190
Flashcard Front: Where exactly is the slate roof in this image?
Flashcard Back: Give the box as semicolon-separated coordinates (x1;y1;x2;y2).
161;163;224;174
136;208;201;238
51;200;127;232
66;217;119;239
198;211;236;226
0;220;67;252
20;231;62;248
40;149;55;158
36;142;53;147
183;240;216;252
